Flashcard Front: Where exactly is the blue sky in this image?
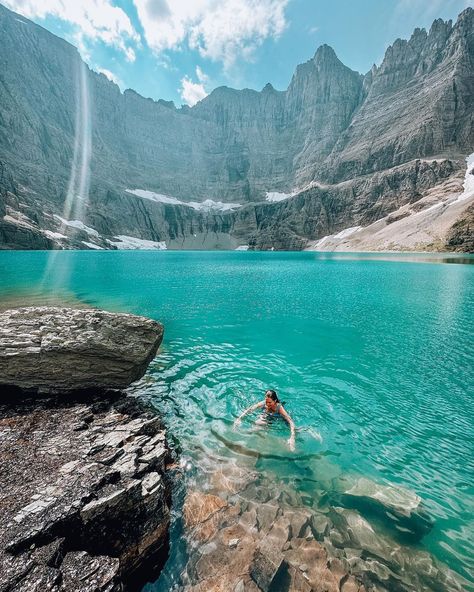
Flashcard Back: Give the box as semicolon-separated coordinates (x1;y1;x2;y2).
4;0;473;106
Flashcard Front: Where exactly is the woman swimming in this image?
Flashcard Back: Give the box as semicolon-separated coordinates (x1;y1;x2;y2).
234;389;296;451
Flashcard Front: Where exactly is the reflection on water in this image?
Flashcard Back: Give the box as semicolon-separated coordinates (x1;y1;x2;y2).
313;252;474;265
0;251;473;590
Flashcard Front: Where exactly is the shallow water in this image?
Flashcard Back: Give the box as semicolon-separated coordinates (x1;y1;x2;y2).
0;250;473;588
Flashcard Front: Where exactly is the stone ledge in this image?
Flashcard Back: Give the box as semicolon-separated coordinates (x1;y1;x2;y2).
0;307;164;393
0;393;172;592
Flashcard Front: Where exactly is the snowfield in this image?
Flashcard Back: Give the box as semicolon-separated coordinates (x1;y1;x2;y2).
265;191;292;202
126;189;241;212
55;216;99;237
109;235;167;250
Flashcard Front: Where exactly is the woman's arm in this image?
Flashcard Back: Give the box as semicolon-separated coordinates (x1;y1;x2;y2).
234;401;265;426
279;406;296;451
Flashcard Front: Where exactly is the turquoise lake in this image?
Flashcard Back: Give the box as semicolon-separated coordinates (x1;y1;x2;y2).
0;250;473;588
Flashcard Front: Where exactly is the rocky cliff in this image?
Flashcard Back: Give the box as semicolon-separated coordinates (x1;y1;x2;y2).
0;3;473;251
0;306;172;591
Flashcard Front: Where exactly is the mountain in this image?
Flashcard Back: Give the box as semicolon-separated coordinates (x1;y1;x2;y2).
0;3;473;251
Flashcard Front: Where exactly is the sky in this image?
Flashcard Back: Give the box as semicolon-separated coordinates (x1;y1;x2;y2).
3;0;473;106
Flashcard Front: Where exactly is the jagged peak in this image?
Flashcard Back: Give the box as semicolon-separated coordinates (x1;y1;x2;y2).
157;98;176;110
262;82;275;93
409;27;427;42
384;8;471;61
458;6;473;19
206;85;234;96
430;17;452;33
313;44;338;63
454;5;473;30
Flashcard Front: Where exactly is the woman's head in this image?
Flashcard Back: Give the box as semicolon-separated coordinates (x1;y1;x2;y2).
265;389;279;403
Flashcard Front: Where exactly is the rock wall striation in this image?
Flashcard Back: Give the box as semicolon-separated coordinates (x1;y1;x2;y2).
0;5;473;250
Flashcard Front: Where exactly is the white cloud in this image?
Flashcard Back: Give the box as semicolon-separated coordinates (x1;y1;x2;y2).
97;67;122;87
3;0;140;61
180;75;208;106
133;0;289;67
196;65;208;83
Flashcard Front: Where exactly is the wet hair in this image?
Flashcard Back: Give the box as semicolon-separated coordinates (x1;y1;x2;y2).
265;389;279;403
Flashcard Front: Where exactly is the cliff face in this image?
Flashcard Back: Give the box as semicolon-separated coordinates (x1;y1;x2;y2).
0;3;473;251
324;12;474;182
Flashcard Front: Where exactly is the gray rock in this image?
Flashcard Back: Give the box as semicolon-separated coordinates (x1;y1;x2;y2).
250;547;286;592
60;551;119;592
340;477;433;538
0;393;171;591
446;202;474;251
0;307;163;393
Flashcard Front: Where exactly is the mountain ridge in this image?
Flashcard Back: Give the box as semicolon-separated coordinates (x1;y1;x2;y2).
0;3;473;251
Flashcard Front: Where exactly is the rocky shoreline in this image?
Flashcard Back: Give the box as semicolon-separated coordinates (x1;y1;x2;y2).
0;391;173;591
0;306;172;591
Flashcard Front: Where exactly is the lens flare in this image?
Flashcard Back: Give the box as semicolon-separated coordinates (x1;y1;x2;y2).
42;58;92;289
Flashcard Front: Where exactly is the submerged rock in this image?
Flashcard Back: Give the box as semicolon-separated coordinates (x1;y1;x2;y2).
178;465;466;592
0;307;163;393
328;507;465;592
0;393;172;591
250;546;286;592
339;477;433;538
181;482;364;592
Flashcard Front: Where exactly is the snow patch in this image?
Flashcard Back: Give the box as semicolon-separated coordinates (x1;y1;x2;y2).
235;245;249;251
43;230;67;240
265;191;291;202
126;189;182;205
126;189;241;212
55;216;99;237
82;241;104;250
188;199;241;212
312;226;363;248
3;209;38;230
109;235;167;250
313;235;329;248
454;152;474;204
333;226;362;239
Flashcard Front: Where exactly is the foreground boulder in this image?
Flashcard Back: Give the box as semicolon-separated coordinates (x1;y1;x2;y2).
0;307;163;393
339;477;433;538
0;393;172;591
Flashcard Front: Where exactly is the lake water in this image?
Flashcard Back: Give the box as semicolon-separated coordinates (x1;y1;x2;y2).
0;250;473;589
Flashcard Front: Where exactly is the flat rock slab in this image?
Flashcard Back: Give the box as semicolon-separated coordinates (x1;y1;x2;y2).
0;393;171;591
0;307;164;392
340;477;433;538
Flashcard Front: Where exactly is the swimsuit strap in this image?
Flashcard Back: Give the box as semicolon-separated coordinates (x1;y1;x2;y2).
264;403;281;416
